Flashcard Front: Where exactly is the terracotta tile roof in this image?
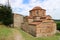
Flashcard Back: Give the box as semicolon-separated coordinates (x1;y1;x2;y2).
46;15;51;17
40;16;46;19
34;20;42;22
30;6;46;11
46;15;52;19
29;22;41;25
33;6;42;10
26;16;33;19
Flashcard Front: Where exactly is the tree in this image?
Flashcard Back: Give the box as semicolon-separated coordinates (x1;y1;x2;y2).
0;4;13;26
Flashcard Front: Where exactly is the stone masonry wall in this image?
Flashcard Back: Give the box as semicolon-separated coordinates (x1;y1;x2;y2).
13;14;24;28
36;22;56;37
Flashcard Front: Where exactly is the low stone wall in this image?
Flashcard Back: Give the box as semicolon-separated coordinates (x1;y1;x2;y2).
28;25;36;36
21;22;36;36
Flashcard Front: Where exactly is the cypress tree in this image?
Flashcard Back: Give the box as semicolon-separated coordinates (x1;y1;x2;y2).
0;4;13;26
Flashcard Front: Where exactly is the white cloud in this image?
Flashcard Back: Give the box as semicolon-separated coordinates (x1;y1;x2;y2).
10;0;23;8
0;0;60;19
0;0;7;4
41;0;60;19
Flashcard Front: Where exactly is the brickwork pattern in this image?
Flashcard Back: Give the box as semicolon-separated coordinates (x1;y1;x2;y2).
21;6;56;37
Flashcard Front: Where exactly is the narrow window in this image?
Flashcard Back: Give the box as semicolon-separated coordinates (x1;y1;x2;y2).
36;10;38;14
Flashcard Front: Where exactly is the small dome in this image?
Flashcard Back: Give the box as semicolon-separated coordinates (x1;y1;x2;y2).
46;15;52;19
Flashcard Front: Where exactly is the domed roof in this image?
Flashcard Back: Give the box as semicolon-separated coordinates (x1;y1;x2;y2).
29;6;46;12
32;6;42;10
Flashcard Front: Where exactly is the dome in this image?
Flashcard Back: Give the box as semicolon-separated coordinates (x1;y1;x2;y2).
29;6;46;12
32;6;42;10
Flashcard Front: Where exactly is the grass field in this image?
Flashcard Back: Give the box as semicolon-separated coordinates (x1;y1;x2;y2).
0;26;60;40
0;25;12;40
0;20;60;40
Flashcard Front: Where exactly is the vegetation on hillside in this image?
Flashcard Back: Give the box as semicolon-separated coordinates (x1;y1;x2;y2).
0;25;24;40
0;4;13;26
54;20;60;30
0;21;60;40
56;23;60;30
0;25;12;40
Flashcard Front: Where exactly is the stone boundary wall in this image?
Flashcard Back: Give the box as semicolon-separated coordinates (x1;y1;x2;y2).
13;14;24;28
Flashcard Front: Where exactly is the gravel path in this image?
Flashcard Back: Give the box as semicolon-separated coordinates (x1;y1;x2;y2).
12;29;24;40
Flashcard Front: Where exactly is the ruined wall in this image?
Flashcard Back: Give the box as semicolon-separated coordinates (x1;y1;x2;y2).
13;14;24;28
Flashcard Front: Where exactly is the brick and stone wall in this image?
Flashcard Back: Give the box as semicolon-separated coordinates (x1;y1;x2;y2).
36;22;56;37
18;6;56;37
13;14;24;28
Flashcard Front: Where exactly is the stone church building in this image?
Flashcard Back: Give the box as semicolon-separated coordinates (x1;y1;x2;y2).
13;6;56;37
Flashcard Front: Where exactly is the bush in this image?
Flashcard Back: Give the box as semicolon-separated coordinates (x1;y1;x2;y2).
0;4;13;26
57;23;60;30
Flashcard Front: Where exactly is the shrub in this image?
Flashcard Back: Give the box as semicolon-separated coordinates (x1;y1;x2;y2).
0;4;13;26
57;23;60;30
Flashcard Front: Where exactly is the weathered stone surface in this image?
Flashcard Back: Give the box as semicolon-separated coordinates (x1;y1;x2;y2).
13;6;56;37
13;14;24;28
21;6;56;37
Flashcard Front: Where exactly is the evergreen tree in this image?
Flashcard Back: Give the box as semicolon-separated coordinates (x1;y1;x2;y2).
0;4;13;26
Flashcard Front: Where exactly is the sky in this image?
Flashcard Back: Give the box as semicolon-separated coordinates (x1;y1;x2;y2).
0;0;60;19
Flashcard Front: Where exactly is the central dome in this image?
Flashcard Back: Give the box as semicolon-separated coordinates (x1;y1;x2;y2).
29;6;46;12
32;6;42;10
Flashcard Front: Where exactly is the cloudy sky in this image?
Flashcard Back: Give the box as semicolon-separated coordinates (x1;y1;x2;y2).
0;0;60;19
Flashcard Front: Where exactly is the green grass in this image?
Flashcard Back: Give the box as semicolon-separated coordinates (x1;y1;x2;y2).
0;25;12;40
0;25;60;40
0;20;60;40
19;28;60;40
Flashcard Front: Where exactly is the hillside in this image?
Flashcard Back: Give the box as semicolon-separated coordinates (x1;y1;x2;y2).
0;21;60;40
0;25;24;40
19;28;60;40
54;20;60;30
